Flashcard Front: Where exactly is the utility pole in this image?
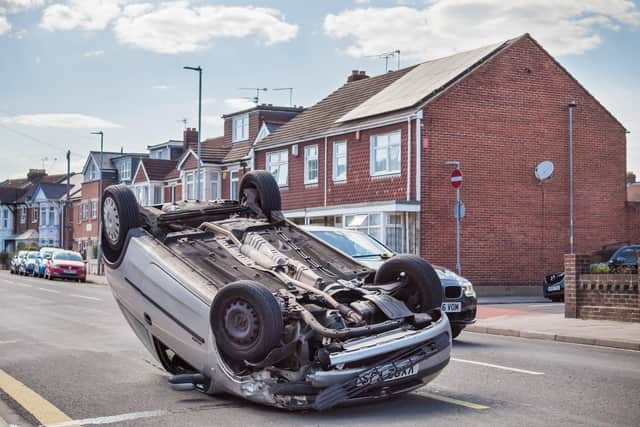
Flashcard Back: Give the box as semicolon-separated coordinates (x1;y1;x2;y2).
64;150;70;250
184;66;203;200
91;131;104;273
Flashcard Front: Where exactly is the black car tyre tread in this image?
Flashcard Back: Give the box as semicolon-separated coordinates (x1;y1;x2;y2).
211;280;283;363
451;325;464;339
238;170;281;218
102;185;140;263
374;254;443;312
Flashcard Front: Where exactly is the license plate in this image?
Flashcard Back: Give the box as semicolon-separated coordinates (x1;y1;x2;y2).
548;284;561;292
64;268;75;274
354;362;418;388
441;302;461;312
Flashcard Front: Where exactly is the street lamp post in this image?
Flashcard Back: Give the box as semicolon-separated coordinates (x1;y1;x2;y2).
184;66;203;200
91;131;104;274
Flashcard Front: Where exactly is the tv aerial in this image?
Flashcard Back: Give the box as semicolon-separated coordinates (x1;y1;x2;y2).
367;49;401;72
239;87;268;104
272;88;294;106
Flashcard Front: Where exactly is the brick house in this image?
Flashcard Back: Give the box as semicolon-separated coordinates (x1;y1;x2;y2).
132;158;179;205
254;34;639;288
173;105;302;202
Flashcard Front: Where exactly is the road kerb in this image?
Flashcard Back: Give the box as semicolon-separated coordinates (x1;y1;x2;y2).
466;326;639;351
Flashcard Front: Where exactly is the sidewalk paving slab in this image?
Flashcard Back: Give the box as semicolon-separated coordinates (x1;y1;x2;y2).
467;311;640;351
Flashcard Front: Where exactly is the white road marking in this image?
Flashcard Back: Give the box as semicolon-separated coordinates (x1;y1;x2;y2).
0;279;32;288
43;410;167;427
37;287;61;294
527;303;559;308
451;358;544;375
70;294;101;301
0;340;19;345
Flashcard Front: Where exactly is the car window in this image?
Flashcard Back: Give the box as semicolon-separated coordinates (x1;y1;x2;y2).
617;249;638;264
311;229;391;258
27;252;38;259
54;252;83;261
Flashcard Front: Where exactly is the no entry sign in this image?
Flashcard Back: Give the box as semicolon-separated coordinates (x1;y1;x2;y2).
451;169;463;189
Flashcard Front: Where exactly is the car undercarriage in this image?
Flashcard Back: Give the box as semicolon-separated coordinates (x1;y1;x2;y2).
102;171;451;410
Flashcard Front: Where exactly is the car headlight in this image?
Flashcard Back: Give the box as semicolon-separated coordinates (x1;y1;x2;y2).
461;279;476;298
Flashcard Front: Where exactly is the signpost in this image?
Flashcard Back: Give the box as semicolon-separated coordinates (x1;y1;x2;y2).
447;162;463;275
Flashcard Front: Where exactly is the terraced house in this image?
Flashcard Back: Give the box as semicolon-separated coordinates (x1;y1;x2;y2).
254;34;640;288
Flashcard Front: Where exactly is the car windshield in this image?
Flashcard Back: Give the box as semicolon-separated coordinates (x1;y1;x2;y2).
27;252;38;259
310;229;392;258
54;252;82;261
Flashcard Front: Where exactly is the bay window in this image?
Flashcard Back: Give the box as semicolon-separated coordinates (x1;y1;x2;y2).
185;173;194;199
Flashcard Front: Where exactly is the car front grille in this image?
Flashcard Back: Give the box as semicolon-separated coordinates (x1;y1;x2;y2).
444;286;462;299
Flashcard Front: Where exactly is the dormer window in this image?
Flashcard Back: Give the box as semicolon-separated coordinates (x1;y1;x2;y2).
232;114;249;143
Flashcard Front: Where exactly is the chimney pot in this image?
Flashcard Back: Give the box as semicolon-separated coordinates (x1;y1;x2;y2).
347;69;369;83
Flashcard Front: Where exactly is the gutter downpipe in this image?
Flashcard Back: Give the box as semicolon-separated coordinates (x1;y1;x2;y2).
415;110;423;202
406;116;411;201
568;100;576;254
324;136;328;207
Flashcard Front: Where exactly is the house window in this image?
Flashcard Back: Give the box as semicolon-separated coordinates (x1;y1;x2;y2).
81;202;87;220
333;141;347;182
142;186;149;206
91;201;97;219
32;207;38;223
210;173;220;200
40;207;46;226
185;173;194;199
120;158;131;181
232;114;249;143
230;171;239;200
344;213;382;242
20;206;26;224
370;131;401;176
49;207;55;225
171;184;177;203
153;186;163;204
266;150;288;187
1;209;7;229
304;145;319;185
385;214;404;253
87;162;98;181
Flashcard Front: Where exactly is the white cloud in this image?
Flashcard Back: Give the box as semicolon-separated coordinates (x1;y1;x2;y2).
203;115;224;135
112;3;299;54
40;0;124;31
0;0;44;14
224;98;256;112
324;0;640;60
83;49;104;57
0;113;122;129
0;15;10;34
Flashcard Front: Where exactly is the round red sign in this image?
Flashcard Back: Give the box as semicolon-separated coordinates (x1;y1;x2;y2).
451;169;463;189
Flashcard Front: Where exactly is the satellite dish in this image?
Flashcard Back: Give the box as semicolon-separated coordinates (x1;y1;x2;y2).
535;160;554;181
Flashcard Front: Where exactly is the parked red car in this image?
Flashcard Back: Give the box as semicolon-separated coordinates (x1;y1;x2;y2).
44;251;87;282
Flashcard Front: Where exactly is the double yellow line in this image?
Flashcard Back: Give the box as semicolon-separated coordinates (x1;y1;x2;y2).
0;369;79;427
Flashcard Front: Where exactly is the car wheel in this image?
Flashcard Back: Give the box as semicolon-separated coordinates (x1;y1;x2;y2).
102;185;140;263
238;170;281;218
211;280;284;364
451;325;464;339
374;254;443;313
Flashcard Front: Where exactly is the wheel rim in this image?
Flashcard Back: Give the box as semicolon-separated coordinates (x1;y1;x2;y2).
103;196;120;245
223;299;259;346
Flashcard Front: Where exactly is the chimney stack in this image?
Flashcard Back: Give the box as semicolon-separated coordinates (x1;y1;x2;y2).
347;69;369;83
183;127;198;150
27;169;47;181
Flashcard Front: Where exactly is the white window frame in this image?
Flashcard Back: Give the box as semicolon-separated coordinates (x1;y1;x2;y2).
232;114;249;143
40;207;46;226
20;206;26;224
304;145;319;185
266;150;289;187
332;141;347;182
48;206;55;226
185;173;194;200
209;172;220;201
91;201;97;219
120;158;131;181
230;170;239;200
370;131;401;176
32;207;38;223
1;208;8;229
82;202;88;221
171;184;177;203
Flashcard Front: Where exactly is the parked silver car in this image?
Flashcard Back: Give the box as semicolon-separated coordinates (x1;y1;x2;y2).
102;171;451;411
302;226;477;339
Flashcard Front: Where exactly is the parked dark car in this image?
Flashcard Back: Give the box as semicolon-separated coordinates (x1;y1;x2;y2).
9;250;28;274
19;251;40;276
44;250;86;282
544;243;639;302
304;226;477;339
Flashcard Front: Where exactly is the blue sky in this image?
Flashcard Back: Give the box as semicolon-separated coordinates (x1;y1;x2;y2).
0;0;639;179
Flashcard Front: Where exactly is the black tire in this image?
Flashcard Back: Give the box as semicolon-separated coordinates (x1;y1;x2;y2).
238;170;281;218
211;280;283;363
451;325;464;339
374;254;443;313
102;185;140;263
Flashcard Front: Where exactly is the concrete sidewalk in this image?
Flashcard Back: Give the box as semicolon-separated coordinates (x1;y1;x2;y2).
467;304;640;351
86;274;107;286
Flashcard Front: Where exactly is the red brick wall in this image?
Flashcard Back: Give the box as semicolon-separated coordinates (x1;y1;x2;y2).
182;153;198;171
133;165;147;183
71;180;112;250
14;205;39;234
420;36;629;286
255;121;415;211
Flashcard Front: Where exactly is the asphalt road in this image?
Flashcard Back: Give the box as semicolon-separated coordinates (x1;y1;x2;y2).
0;270;638;427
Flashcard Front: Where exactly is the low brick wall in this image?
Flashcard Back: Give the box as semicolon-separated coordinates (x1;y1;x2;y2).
565;254;639;322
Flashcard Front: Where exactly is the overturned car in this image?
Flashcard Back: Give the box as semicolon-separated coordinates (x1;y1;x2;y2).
102;171;451;410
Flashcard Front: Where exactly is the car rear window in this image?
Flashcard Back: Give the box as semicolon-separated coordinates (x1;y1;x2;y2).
54;252;83;261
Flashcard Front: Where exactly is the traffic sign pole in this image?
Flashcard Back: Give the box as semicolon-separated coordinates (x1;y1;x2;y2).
447;161;462;275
